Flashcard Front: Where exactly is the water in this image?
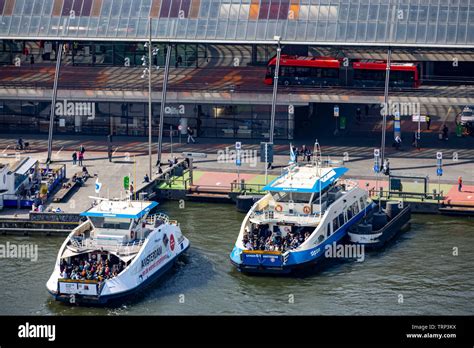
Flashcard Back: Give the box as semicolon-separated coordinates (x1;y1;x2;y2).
0;202;473;315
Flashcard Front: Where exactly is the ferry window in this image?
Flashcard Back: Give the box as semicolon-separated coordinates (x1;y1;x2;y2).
360;198;365;209
318;235;324;243
327;223;331;237
91;217;131;230
338;213;344;227
332;217;339;231
352;202;359;215
347;208;353;220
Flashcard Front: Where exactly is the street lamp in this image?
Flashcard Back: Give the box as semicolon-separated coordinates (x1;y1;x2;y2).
157;43;172;165
141;18;159;178
269;35;281;145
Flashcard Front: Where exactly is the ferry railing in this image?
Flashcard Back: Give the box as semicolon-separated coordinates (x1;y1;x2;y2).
116;239;145;255
146;213;170;226
250;209;321;224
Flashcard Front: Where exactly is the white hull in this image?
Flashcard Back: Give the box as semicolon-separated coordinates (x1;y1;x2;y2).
47;217;189;305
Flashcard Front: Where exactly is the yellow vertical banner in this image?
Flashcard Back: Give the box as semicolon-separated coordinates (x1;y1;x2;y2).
289;0;299;20
249;0;259;20
91;0;103;17
189;0;200;18
150;0;162;18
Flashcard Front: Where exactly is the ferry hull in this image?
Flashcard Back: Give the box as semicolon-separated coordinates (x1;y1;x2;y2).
231;203;376;275
48;244;189;305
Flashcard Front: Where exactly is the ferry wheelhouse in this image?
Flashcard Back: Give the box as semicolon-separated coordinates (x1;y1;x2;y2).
46;199;189;305
230;161;375;274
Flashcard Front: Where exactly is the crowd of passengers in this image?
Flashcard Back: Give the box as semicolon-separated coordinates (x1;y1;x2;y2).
59;255;125;281
243;225;311;253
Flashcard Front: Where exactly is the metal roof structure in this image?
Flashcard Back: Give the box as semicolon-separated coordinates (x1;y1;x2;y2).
0;0;473;47
262;166;348;193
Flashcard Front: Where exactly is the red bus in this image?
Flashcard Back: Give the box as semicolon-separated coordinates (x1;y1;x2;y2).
264;55;341;86
352;61;420;88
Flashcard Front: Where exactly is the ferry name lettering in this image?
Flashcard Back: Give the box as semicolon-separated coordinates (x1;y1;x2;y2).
141;245;163;269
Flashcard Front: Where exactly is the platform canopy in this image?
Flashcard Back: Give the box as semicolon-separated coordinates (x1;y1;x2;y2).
263;166;348;193
0;0;473;47
81;200;159;219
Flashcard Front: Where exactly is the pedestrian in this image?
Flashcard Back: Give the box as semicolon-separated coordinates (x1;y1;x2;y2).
143;173;150;183
187;126;195;144
78;151;84;166
108;148;113;162
17;137;24;150
293;146;299;163
383;158;390;176
394;135;402;150
30;55;34;65
79;144;85;155
356;107;362;122
458;176;463;192
442;125;449;141
129;182;134;197
72;151;77;165
426;115;431;130
305;147;312;162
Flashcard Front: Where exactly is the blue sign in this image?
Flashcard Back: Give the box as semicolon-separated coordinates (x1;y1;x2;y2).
236;151;241;166
437;168;443;176
374;164;379;173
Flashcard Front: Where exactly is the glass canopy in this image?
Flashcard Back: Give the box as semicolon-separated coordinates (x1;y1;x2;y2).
0;0;473;47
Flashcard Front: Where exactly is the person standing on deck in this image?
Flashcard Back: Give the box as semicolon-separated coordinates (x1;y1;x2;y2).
458;176;463;192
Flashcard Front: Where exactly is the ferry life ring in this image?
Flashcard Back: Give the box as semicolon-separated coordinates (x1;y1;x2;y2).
130;230;135;240
275;204;283;212
303;205;311;215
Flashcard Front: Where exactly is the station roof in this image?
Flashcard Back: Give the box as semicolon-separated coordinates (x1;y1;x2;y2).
0;0;473;47
80;200;158;219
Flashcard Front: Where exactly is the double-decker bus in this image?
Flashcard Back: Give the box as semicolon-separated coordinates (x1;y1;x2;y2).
264;55;341;86
352;61;420;88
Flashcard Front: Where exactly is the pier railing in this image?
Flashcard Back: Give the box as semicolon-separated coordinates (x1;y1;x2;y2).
369;187;444;202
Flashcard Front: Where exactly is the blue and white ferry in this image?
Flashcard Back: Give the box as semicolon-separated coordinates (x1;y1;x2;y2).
46;199;189;305
230;158;375;274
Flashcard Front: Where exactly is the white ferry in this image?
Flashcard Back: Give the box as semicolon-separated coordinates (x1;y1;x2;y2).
230;157;375;274
46;199;189;305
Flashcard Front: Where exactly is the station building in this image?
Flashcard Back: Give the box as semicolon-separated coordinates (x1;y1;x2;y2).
0;0;473;140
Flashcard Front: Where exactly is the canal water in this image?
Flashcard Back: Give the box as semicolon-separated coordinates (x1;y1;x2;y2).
1;202;473;315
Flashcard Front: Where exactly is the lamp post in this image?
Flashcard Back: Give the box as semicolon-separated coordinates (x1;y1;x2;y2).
269;36;281;144
47;15;74;163
380;4;397;169
141;18;159;177
157;43;172;165
147;18;153;178
46;42;63;164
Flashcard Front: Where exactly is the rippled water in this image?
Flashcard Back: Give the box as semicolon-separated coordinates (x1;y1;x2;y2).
0;202;473;315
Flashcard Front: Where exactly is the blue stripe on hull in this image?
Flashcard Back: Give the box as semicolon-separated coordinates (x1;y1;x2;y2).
231;203;375;274
50;245;189;305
